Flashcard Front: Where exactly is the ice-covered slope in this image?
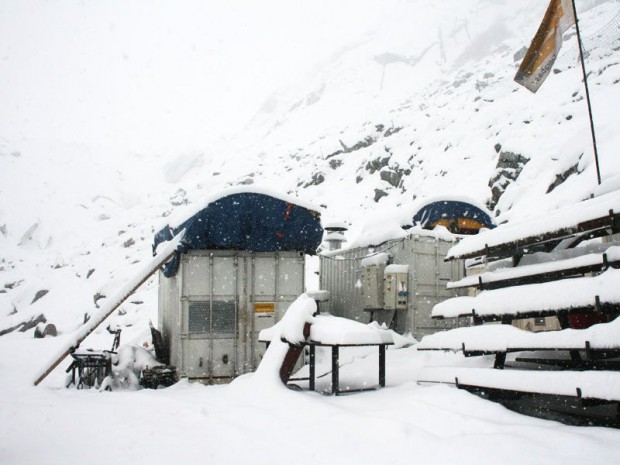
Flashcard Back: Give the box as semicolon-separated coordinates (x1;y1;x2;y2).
1;0;619;347
221;0;620;226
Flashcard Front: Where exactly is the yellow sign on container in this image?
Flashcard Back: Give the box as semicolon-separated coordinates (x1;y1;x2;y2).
254;302;275;314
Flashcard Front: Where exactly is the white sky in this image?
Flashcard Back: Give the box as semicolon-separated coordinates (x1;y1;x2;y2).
0;0;394;152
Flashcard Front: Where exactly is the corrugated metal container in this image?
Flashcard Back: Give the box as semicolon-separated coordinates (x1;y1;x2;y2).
158;250;305;383
319;232;466;339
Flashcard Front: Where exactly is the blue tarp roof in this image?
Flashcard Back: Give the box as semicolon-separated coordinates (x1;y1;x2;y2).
412;200;496;230
154;191;323;277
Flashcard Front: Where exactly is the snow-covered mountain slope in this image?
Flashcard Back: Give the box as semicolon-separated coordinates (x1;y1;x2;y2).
225;0;620;225
1;0;619;347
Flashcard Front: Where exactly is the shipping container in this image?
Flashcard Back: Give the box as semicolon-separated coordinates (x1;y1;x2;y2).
159;250;306;383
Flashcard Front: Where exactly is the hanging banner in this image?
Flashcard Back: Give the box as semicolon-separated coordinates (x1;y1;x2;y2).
514;0;575;93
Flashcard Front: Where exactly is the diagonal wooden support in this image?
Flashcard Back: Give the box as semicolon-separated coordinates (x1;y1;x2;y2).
33;232;184;386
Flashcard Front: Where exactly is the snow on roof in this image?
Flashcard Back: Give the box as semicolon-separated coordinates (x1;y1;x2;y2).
417;317;620;352
446;189;620;260
410;195;494;220
360;252;390;267
347;207;410;249
418;367;620;401
433;268;620;319
163;186;323;230
322;198;477;253
341;225;456;252
385;264;409;274
410;195;496;229
322;219;348;231
448;243;620;289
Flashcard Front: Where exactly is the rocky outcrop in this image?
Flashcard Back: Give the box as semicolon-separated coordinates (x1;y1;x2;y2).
547;162;581;193
0;314;47;337
488;149;530;211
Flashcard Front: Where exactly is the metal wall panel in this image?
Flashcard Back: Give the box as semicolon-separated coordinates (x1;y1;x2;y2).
213;257;236;296
184;254;210;296
278;256;304;297
254;257;276;296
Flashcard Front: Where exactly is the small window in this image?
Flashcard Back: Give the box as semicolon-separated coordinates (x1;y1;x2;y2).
534;317;546;326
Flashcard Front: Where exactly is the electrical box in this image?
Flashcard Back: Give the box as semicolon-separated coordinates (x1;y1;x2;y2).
383;264;409;310
361;253;391;309
362;264;385;309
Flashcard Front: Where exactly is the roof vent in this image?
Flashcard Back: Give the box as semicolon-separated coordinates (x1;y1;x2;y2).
323;220;348;251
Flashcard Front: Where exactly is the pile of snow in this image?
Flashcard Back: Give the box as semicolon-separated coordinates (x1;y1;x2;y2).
253;294;317;388
259;294;394;346
99;344;161;391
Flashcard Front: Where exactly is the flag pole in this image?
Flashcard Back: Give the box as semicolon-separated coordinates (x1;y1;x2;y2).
570;0;602;185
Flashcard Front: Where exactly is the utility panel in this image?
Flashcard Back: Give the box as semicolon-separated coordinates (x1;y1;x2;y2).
361;253;390;309
362;264;384;309
384;264;409;310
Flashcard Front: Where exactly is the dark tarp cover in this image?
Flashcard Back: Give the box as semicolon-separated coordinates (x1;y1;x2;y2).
412;200;496;231
154;192;323;277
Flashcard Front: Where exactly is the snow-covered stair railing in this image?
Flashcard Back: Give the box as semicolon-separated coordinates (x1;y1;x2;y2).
417;193;620;427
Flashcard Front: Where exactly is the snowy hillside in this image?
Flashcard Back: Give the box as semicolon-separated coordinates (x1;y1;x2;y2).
230;0;620;225
0;0;618;356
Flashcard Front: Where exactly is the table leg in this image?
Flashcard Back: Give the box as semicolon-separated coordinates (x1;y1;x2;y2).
379;344;386;387
309;345;316;391
332;346;339;395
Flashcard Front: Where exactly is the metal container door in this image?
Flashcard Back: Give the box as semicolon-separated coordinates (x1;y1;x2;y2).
183;254;238;381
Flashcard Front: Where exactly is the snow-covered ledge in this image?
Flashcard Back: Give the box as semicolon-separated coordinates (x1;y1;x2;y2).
433;268;620;319
417;317;620;352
